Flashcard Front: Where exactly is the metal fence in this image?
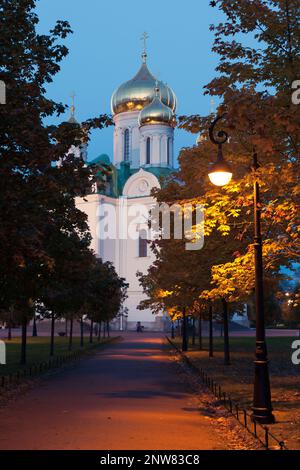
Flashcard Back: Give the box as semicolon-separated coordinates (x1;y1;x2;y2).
167;336;287;450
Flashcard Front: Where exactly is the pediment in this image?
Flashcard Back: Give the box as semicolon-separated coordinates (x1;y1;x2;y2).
122;169;160;198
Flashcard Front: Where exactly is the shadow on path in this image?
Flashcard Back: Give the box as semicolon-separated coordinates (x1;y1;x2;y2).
0;332;225;450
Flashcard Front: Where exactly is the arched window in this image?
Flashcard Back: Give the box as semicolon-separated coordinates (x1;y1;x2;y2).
139;230;148;258
146;137;151;165
124;129;130;162
167;137;172;166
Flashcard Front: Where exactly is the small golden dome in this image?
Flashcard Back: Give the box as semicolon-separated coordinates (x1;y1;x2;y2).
111;59;176;115
138;85;175;127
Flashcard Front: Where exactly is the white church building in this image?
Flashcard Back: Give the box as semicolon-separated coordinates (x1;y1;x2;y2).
75;49;177;331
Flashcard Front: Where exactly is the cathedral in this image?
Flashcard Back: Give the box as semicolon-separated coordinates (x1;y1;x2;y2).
76;47;177;331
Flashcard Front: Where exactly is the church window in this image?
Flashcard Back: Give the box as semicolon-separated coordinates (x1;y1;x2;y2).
139;230;148;258
124;129;130;162
167;137;172;165
146;137;151;164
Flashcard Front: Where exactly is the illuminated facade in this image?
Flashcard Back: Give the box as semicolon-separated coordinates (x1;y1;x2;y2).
76;50;177;331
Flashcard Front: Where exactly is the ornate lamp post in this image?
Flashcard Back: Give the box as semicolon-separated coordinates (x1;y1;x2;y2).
207;114;275;424
118;307;128;332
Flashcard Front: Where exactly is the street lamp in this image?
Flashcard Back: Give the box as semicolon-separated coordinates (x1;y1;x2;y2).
208;114;232;186
208;114;275;424
118;307;128;332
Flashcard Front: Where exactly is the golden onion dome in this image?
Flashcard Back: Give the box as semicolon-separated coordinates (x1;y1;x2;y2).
111;56;177;115
138;85;175;127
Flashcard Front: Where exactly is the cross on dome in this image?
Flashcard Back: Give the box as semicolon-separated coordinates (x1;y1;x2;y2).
68;92;79;124
70;92;76;116
141;32;149;63
110;38;177;115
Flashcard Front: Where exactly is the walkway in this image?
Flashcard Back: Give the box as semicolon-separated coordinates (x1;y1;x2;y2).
0;333;225;450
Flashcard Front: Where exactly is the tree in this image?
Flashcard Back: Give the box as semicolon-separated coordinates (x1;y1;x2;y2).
177;0;299;268
190;300;205;350
138;230;240;352
281;281;300;326
90;261;128;333
0;0;112;364
40;229;94;356
142;0;299;349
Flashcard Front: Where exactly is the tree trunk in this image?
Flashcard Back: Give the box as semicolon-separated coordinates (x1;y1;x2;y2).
89;320;94;344
65;318;68;337
68;317;73;351
222;298;231;365
98;321;102;341
198;313;202;351
182;308;188;352
171;321;175;339
8;320;12;341
7;307;13;340
192;317;196;346
80;317;84;348
32;312;38;337
177;319;181;337
20;317;27;365
209;304;214;358
50;313;55;357
103;322;106;338
107;321;110;337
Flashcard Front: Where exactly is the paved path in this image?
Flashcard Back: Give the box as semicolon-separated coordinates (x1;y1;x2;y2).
0;334;225;450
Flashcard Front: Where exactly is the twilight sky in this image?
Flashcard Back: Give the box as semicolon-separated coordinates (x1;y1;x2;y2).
36;0;224;164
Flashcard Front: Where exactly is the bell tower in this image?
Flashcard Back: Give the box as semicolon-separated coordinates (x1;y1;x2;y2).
111;41;176;170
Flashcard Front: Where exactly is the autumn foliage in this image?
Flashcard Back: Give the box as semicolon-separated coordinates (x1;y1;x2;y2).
139;0;300;330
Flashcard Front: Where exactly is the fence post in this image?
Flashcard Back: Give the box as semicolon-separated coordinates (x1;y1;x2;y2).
264;427;269;450
243;409;247;428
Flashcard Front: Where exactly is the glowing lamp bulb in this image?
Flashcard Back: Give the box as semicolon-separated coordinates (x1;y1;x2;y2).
208;156;233;187
208;170;233;187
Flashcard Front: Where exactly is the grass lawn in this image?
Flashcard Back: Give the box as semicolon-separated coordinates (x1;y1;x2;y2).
0;335;115;377
172;335;300;450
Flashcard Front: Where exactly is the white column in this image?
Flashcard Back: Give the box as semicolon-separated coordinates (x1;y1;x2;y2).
113;127;118;165
161;134;168;165
129;126;132;163
152;134;160;165
120;129;124;165
170;135;174;167
114;127;123;166
140;135;146;166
